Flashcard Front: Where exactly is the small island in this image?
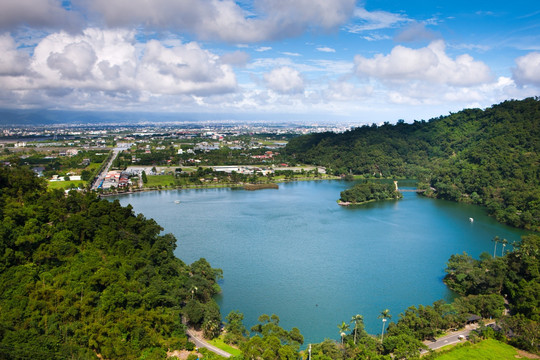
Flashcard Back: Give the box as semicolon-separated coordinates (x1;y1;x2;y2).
338;182;402;205
244;183;279;190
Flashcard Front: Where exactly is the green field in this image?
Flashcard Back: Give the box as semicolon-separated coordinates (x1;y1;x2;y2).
48;180;87;189
145;175;176;187
434;339;522;360
207;337;242;357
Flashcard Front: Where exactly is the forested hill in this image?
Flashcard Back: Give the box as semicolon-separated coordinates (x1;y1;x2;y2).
0;167;222;359
285;97;540;231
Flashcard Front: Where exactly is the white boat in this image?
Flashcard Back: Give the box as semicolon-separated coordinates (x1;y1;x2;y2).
174;200;181;204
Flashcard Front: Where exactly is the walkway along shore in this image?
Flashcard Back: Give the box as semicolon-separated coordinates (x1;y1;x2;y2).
185;328;232;358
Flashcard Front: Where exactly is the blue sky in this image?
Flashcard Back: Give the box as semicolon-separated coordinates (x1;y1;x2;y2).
0;0;539;123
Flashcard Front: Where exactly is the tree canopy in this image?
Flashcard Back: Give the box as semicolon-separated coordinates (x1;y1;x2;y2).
0;166;222;359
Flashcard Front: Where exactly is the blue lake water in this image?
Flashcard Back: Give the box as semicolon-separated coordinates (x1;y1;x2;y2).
112;180;527;345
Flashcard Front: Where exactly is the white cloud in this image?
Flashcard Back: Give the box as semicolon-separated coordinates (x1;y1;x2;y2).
362;34;391;42
354;40;493;86
0;33;29;75
264;66;304;94
1;28;237;101
0;0;81;31
512;52;540;87
347;7;411;33
317;47;336;53
256;46;272;52
81;0;356;43
281;52;301;57
137;40;237;95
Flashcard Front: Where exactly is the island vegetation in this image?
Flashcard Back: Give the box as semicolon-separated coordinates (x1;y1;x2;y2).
338;182;402;205
285;98;540;232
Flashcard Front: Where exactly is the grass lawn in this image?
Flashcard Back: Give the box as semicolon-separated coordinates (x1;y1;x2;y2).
145;175;176;187
434;339;522;359
48;180;87;190
207;337;242;357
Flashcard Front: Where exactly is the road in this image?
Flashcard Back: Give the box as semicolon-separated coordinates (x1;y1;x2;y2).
422;322;493;353
90;143;131;190
186;329;232;358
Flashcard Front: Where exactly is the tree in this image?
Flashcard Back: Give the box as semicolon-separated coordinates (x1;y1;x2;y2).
500;238;508;256
224;310;247;345
142;170;148;184
242;314;303;360
378;309;392;342
350;314;364;345
337;321;350;344
492;236;500;258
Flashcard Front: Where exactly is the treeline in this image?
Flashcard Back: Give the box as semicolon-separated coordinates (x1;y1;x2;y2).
443;234;540;352
0;166;222;359
339;182;402;204
285;98;540;231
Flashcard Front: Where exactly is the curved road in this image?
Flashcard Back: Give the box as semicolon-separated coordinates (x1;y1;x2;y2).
186;329;232;358
422;322;493;353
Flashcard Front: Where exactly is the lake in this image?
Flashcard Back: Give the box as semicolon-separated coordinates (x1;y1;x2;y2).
112;180;527;345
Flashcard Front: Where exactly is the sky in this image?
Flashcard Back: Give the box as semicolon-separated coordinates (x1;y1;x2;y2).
0;0;539;124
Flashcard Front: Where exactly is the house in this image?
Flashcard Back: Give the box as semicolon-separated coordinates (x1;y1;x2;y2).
466;314;481;324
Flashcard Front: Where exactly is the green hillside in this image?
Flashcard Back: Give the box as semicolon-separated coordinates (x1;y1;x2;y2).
0;167;222;359
285;98;540;231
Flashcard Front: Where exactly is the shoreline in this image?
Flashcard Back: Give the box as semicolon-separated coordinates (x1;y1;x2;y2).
95;177;419;198
95;176;342;197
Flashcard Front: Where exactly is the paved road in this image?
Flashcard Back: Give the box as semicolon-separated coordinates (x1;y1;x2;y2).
90;143;131;190
422;322;493;353
186;329;232;358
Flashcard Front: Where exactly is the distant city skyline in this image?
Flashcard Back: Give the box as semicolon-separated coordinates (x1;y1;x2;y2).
0;0;539;123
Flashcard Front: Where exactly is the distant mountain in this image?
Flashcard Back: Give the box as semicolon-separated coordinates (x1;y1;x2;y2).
285;97;540;231
0;109;202;126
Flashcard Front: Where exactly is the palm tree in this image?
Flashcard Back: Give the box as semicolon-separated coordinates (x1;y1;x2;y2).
492;236;500;258
378;309;391;342
337;321;350;344
500;238;508;256
350;314;364;345
189;285;198;299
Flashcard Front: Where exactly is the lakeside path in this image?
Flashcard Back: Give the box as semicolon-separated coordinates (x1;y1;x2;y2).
421;322;494;354
186;328;232;358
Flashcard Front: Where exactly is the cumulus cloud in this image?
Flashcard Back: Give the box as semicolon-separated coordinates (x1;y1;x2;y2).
0;33;29;75
354;40;493;86
81;0;355;42
1;28;237;99
0;0;81;31
264;66;304;94
138;40;237;95
512;52;540;87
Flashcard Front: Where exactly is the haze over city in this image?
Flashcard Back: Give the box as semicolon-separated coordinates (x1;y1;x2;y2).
0;0;539;123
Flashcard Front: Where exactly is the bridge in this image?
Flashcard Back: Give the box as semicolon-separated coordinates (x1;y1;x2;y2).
393;180;431;193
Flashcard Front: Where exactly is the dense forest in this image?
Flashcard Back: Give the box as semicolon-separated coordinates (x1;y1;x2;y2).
285;98;540;231
443;234;540;352
0;167;222;359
